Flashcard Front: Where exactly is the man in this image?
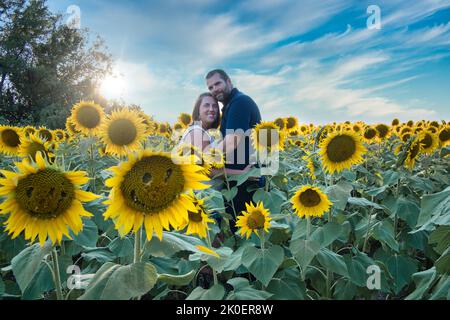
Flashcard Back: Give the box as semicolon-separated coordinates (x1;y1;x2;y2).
205;69;262;233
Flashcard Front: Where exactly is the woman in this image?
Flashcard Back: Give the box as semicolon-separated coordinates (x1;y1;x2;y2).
179;93;220;150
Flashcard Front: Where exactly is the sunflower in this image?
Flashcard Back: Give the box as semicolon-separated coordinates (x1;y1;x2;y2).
392;118;400;126
178;113;192;127
375;124;390;141
103;150;210;240
99;108;147;156
65;118;79;136
173;122;184;131
291;185;332;218
273;118;287;131
70;101;105;136
400;126;412;135
204;147;225;169
363;126;377;143
157;122;171;137
319;130;367;174
407;120;414;127
37;127;55;143
54;129;66;142
303;154;316;181
438;126;450;146
0;126;23;156
0;152;99;246
419;130;439;154
18;134;55;162
23;126;36;138
285;116;299;131
429;121;440;128
178;192;214;239
400;132;412;143
299;125;310;135
236;202;272;239
251;121;286;152
137;111;156;135
404;136;422;169
352;124;363;134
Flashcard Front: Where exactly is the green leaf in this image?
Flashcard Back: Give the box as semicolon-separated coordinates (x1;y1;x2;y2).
416;186;450;230
242;245;284;286
81;247;116;263
382;170;400;186
394;197;420;228
343;254;371;287
226;277;272;300
11;242;52;293
372;220;399;252
429;226;450;255
435;248;450;275
143;232;204;257
189;247;233;273
348;197;383;210
227;167;260;187
253;189;286;215
325;180;353;211
386;255;418;295
311;222;342;247
158;270;196;286
366;186;388;197
405;268;437;300
186;284;225;300
222;243;252;272
316;247;348;277
72;219;98;248
266;269;306;300
107;237;134;258
0;277;5;297
289;239;320;273
79;262;158;300
222;186;238;202
334;280;357;300
430;275;450;300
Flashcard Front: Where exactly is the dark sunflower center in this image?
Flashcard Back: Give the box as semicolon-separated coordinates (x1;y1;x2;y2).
364;128;376;139
25;128;35;137
286;118;296;129
38;130;53;142
409;141;420;159
180;115;191;126
1;129;21;147
439;128;449;142
16;169;75;219
299;189;321;207
27;142;47;161
247;210;265;229
120;155;185;214
55;131;64;140
108;119;138;146
76;106;101;129
376;125;389;138
392;119;399;126
325;134;356;163
188;209;203;223
420;134;432;149
401;133;411;143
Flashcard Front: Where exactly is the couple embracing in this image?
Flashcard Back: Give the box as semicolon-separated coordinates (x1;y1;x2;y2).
178;69;262;234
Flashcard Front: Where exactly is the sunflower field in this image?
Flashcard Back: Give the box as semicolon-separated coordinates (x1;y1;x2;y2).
0;101;449;300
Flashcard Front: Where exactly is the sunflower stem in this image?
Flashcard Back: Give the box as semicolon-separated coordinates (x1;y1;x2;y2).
134;227;142;264
223;170;238;221
51;247;63;300
206;231;218;285
306;216;311;241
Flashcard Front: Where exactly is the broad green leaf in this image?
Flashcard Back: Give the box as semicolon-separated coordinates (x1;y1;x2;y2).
143;232;204;257
227;167;260;187
222;243;253;271
343;254;370;287
226;277;272;300
107;237;133;258
394;197;420;228
429;226;450;255
382;170;400;186
222;186;238;202
435;248;450;275
386;255;418;295
430;275;450;300
158;270;196;286
405;268;437;300
72;219;98;248
79;262;158;300
289;239;320;273
266;269;306;300
416;186;450;229
253;189;286;215
189;247;233;273
81;247;116;263
11;242;52;293
325;180;353;211
348;197;383;210
186;284;225;300
334;280;357;300
316;248;348;277
372;220;399;252
242;245;284;286
0;277;5;297
311;222;342;247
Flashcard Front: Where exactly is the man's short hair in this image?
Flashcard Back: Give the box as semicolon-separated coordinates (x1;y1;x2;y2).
205;69;231;82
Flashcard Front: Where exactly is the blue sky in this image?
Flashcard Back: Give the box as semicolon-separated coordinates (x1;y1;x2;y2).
47;0;450;124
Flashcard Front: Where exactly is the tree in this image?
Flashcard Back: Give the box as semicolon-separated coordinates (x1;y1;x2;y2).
0;0;112;128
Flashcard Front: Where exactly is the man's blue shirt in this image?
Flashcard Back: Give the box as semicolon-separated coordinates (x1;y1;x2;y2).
220;88;262;170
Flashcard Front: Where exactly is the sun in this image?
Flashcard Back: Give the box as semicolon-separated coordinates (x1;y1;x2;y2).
99;72;127;100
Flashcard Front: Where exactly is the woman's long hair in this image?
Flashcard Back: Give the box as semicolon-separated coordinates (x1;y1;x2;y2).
191;93;220;129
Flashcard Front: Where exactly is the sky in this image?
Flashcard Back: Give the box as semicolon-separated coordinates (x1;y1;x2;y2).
47;0;450;125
